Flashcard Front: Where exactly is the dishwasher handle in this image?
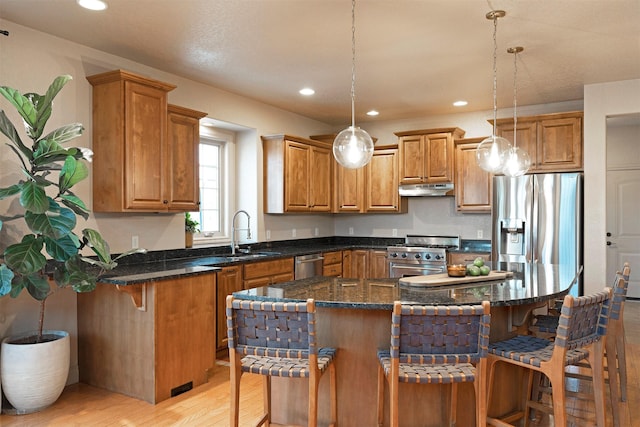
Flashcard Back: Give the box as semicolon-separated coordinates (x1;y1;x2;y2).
296;256;324;264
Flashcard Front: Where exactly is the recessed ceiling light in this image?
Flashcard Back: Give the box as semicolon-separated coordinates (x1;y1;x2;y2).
77;0;108;11
453;100;468;107
366;110;379;116
299;88;315;96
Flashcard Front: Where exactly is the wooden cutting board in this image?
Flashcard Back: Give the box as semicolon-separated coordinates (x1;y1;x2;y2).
399;270;513;287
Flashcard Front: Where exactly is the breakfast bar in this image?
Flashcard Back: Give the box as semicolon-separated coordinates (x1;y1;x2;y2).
232;262;579;426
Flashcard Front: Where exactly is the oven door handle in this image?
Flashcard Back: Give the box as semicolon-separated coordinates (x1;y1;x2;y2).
389;265;443;273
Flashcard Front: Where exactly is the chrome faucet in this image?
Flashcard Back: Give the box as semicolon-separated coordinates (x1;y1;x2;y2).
230;210;251;255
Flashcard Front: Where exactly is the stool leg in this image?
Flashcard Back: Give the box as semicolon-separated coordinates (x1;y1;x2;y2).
475;360;487;427
377;363;385;427
617;324;628;402
308;369;319;427
607;332;622;427
262;375;271;427
329;363;337;427
229;352;243;427
590;341;607;427
547;368;567;427
449;383;458;427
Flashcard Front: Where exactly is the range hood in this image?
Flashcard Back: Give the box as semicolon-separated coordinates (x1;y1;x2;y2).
398;182;454;197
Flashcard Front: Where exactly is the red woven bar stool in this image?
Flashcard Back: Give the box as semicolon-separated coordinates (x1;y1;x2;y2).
226;296;337;427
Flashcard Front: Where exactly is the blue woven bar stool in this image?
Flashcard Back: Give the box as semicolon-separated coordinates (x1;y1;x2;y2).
226;296;337;427
376;301;491;427
487;287;612;427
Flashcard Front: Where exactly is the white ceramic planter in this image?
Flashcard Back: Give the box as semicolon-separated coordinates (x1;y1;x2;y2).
1;330;70;414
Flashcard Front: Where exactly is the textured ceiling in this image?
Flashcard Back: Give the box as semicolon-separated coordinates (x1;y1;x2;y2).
1;0;639;126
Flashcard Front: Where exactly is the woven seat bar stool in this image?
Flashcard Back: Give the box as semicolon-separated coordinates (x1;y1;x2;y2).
376;300;491;427
226;296;337;427
530;263;630;427
486;287;612;427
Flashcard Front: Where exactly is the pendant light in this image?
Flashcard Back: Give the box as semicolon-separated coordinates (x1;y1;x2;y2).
502;46;532;177
333;0;374;169
476;10;512;173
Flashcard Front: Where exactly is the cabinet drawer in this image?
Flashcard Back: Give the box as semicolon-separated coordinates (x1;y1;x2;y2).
243;258;294;280
323;251;343;265
323;263;342;277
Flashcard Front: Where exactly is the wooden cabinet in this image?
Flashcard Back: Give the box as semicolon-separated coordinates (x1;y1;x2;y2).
342;249;389;279
243;257;294;289
454;137;493;212
365;146;407;213
448;252;491;266
77;273;216;404
87;70;206;212
395;127;465;185
262;134;332;213
216;266;243;351
323;251;343;277
167;105;208;211
492;111;583;172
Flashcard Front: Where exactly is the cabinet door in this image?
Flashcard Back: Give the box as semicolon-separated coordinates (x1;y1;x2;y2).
537;116;582;171
216;266;243;350
366;148;403;212
455;140;492;212
335;165;365;212
496;121;538;171
309;145;332;212
369;250;389;278
350;249;369;279
342;250;352;278
398;135;425;184
284;140;311;211
167;105;205;211
425;132;454;183
124;80;169;210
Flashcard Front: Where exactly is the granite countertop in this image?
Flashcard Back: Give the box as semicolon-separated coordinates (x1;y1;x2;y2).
97;237;403;285
234;262;579;309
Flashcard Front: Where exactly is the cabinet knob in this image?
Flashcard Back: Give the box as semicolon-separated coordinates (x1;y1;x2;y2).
163;200;168;204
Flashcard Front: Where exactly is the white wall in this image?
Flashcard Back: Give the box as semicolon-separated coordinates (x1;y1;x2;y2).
583;79;640;295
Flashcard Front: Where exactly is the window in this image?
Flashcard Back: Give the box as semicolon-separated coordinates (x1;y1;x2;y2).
191;127;234;243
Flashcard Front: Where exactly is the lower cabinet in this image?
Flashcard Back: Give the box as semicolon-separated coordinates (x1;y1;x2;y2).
243;257;294;289
77;273;216;404
216;266;243;351
369;250;390;278
342;249;389;279
323;251;343;277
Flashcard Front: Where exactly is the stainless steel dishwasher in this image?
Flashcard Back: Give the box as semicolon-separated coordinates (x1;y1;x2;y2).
294;254;324;279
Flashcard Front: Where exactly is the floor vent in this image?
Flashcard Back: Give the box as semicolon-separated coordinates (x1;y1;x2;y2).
171;381;193;397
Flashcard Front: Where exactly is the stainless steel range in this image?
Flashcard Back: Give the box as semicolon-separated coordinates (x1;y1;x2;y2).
387;235;460;278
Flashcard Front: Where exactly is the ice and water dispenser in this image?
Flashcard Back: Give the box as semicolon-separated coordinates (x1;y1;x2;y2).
496;218;526;259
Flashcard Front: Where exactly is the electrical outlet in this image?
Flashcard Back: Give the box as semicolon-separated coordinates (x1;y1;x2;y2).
266;230;271;240
348;227;354;235
392;229;398;237
292;229;297;238
314;227;319;236
131;235;139;249
477;229;483;239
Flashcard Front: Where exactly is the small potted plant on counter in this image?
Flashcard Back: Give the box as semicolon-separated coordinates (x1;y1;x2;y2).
0;75;144;414
185;212;199;248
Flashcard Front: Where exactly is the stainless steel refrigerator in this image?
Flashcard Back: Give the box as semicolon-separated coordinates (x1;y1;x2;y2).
492;172;583;294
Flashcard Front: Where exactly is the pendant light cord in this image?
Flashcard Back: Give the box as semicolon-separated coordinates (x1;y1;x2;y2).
350;0;356;128
512;49;518;148
491;13;499;137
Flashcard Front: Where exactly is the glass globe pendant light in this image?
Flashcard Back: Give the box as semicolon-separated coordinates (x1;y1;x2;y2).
502;46;531;177
476;10;512;173
333;0;374;169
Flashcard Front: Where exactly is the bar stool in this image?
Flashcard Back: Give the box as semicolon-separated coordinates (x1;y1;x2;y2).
226;295;337;427
486;287;612;427
376;301;491;427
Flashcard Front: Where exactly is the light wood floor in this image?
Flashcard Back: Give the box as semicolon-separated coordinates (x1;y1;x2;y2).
1;302;639;427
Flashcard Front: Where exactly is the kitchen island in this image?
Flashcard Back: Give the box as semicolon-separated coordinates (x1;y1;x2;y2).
232;262;579;427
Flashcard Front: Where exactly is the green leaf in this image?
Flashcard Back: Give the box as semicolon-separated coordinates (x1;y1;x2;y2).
0;86;37;129
0;110;32;160
59;156;89;193
41;123;84;146
19;180;49;214
43;234;80;261
14;273;51;301
0;264;14;297
0;184;21;200
114;247;148;261
82;229;111;264
32;139;69;165
59;193;90;220
4;235;46;275
61;255;97;293
25;200;76;238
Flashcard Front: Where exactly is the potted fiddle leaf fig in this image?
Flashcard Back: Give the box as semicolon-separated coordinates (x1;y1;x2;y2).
0;75;143;414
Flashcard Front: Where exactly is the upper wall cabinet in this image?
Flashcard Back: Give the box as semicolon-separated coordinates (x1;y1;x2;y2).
262;134;332;214
395;127;465;185
454;137;492;213
492;111;583;172
87;70;206;212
